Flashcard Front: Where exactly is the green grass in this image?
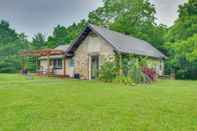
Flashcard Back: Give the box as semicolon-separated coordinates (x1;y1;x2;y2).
0;74;197;131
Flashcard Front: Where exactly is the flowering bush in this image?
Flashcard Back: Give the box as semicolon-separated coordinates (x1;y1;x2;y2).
143;67;157;81
99;54;158;85
128;59;151;84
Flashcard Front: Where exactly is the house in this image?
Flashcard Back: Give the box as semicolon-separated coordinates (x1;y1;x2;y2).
38;24;167;80
38;45;74;77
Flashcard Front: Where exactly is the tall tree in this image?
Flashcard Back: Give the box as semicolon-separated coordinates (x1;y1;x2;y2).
47;25;68;48
0;20;30;72
32;33;46;49
165;0;197;79
65;20;87;42
46;20;87;48
166;0;197;42
88;0;167;50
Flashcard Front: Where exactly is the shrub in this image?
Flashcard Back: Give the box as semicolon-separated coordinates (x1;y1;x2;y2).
128;59;151;84
143;67;157;81
99;55;156;85
99;61;116;82
115;76;135;86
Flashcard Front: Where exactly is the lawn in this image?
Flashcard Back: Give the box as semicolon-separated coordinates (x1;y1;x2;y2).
0;74;197;131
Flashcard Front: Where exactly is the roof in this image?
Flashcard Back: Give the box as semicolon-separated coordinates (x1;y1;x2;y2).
68;24;167;59
39;45;70;59
55;45;70;52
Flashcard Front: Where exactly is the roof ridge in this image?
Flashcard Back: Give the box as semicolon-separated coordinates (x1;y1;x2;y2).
67;24;167;59
89;24;153;46
88;24;167;59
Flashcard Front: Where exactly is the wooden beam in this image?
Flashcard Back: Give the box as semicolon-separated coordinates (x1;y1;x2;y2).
47;54;50;76
35;56;38;73
63;56;66;77
20;49;65;57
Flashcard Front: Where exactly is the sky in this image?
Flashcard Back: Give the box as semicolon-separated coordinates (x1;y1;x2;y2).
0;0;186;39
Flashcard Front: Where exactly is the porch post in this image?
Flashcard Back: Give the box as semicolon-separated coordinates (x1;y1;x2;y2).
119;53;123;76
22;56;25;70
47;54;50;76
35;56;38;73
63;56;66;77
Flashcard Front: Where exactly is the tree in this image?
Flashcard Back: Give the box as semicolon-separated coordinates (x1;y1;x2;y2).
88;0;167;50
165;0;197;79
32;33;46;49
47;25;68;48
0;20;18;46
46;0;167;51
166;0;197;42
173;35;197;62
65;20;88;42
88;7;111;26
46;20;87;48
0;20;30;73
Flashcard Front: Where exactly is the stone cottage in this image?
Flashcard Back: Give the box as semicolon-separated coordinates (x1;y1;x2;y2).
39;24;167;80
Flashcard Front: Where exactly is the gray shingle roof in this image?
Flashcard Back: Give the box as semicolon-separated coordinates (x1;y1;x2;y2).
89;24;167;59
55;45;70;52
68;24;167;59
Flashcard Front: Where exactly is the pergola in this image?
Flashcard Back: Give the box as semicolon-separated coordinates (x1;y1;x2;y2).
20;49;66;76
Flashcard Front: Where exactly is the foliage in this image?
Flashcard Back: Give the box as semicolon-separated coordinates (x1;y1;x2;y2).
64;20;88;43
32;33;46;49
164;0;197;79
166;0;197;42
99;54;155;84
143;67;157;81
88;0;167;51
0;21;30;73
46;25;70;48
99;61;116;82
88;7;109;26
171;34;197;62
115;76;136;86
127;58;151;84
46;20;87;48
165;35;197;79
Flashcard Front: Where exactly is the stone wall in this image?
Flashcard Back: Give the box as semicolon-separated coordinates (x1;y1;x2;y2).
74;32;114;80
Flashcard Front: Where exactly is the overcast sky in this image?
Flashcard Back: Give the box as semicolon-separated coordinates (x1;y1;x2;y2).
0;0;186;39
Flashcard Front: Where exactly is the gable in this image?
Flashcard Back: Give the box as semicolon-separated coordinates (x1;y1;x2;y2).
75;32;114;56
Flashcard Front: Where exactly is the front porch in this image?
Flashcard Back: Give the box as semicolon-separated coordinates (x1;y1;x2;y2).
20;49;68;77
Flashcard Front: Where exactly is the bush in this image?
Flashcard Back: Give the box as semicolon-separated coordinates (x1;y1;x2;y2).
115;76;135;86
99;55;156;84
99;61;116;82
143;67;157;81
128;59;151;84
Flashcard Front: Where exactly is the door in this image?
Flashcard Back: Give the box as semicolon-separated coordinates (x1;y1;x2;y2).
91;56;99;80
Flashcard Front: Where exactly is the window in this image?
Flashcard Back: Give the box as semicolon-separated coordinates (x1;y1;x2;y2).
53;59;63;69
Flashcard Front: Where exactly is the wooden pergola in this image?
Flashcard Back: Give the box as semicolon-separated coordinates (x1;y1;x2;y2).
20;48;65;57
20;49;66;76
